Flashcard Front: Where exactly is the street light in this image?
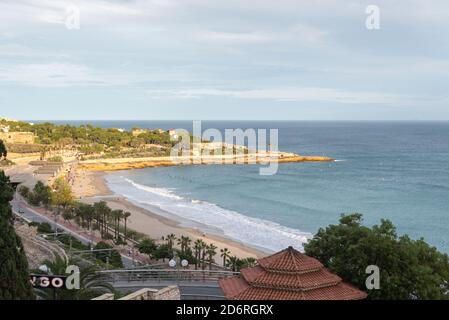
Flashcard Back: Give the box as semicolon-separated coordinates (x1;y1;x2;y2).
38;264;56;300
39;264;50;274
169;253;189;284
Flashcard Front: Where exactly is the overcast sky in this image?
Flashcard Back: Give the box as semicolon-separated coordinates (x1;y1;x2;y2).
0;0;448;120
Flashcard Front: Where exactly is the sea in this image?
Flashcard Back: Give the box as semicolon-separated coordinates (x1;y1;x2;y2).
44;121;449;253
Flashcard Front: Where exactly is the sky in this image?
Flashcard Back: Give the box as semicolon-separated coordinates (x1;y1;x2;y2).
0;0;449;120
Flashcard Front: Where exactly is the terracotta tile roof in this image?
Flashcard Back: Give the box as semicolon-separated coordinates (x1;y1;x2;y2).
242;266;341;290
219;246;368;301
226;282;367;300
219;276;249;298
258;246;323;273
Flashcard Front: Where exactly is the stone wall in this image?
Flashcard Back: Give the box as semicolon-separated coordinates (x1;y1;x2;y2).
118;286;181;301
0;132;36;144
92;293;115;300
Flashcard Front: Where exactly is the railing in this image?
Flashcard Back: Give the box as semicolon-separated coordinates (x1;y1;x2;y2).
98;269;239;284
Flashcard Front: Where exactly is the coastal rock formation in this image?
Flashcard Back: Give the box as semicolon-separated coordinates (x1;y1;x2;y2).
78;153;334;172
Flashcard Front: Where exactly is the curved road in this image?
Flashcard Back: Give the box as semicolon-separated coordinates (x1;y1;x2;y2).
11;195;226;299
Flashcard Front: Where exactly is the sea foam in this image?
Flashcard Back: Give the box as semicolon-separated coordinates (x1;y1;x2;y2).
105;175;312;252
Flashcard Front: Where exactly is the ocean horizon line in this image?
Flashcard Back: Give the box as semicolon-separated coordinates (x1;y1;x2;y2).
23;119;449;123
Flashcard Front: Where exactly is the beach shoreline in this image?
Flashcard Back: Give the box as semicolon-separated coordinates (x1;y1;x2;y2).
74;169;269;260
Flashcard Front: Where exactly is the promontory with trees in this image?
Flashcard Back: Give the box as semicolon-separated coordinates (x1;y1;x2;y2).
0;118;333;170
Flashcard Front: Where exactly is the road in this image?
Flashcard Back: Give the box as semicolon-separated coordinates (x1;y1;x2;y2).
11;195;227;299
11;195;136;268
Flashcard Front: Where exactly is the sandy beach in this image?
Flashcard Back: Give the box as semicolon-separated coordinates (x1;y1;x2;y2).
74;169;268;260
4;153;273;260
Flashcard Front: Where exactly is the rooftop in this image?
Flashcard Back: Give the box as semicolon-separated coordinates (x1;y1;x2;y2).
219;246;367;300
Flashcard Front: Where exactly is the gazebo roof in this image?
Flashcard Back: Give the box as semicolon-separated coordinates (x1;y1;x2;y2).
219;246;367;300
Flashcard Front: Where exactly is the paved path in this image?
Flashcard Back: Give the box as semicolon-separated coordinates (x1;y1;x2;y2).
11;196;137;268
11;196;228;299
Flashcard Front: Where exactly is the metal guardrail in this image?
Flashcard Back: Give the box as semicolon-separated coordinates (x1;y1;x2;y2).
98;269;239;284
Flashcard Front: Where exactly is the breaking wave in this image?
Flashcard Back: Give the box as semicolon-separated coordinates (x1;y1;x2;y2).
105;175;312;252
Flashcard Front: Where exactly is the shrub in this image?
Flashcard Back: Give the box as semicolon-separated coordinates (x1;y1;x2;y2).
36;222;53;234
93;242;124;268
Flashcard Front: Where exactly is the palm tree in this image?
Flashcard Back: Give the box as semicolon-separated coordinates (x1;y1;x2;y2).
111;209;123;240
226;256;240;272
34;255;114;300
93;201;111;239
242;257;257;268
163;233;177;250
177;236;192;255
220;248;231;268
206;244;217;270
193;239;203;270
200;240;208;270
123;211;131;241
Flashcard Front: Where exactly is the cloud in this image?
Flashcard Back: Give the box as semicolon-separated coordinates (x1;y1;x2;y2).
0;62;203;87
0;0;144;28
0;63;103;87
0;0;448;119
195;31;273;44
145;87;422;105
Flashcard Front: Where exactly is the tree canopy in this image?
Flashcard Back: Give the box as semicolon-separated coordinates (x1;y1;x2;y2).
0;139;7;159
0;170;35;299
0;119;173;148
304;213;449;300
51;178;74;209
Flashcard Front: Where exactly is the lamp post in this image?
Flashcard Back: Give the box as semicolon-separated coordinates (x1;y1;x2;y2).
39;264;56;300
169;252;189;285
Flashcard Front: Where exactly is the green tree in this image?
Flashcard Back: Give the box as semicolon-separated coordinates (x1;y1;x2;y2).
33;255;113;300
136;238;157;260
93;242;123;269
162;233;177;251
0;170;35;299
51;178;74;211
93;201;111;239
220;248;231;268
177;236;192;255
153;244;171;262
123;211;131;241
206;244;217;270
18;185;30;199
193;239;203;270
111;209;123;240
0;140;7;159
33;181;52;210
226;256;241;272
304;213;449;300
51;178;73;235
241;257;257;269
74;203;95;229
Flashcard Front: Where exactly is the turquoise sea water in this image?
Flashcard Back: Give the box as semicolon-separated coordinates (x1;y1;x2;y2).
48;121;449;253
